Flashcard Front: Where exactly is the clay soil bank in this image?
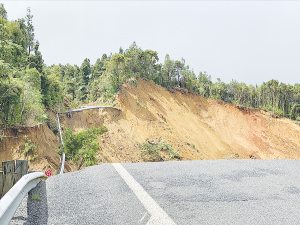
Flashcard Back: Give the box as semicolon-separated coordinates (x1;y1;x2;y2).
60;79;300;164
2;78;300;172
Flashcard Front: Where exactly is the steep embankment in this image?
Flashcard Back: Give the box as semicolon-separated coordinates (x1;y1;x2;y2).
59;79;300;163
0;124;74;173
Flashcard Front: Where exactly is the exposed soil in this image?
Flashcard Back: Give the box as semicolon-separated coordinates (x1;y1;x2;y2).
60;79;300;164
2;78;300;173
0;124;75;173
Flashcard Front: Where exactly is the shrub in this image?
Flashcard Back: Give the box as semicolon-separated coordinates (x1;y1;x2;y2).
23;135;37;157
62;126;108;169
138;139;181;162
32;193;41;201
29;154;38;162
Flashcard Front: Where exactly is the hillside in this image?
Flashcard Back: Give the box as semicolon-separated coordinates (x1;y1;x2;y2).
60;79;300;164
0;124;75;173
2;78;300;173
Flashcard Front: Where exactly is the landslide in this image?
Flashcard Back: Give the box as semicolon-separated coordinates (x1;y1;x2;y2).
0;124;75;173
59;78;300;163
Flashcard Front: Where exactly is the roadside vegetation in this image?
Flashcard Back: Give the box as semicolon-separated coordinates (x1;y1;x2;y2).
60;126;108;169
23;135;38;162
138;139;181;162
1;3;300;131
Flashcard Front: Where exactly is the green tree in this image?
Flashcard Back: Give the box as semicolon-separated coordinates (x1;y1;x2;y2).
111;53;125;85
197;71;212;98
80;58;91;85
174;58;185;87
162;54;174;88
25;7;34;55
28;40;44;73
0;3;7;20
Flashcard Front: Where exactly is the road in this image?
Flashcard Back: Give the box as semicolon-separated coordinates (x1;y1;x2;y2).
10;160;300;224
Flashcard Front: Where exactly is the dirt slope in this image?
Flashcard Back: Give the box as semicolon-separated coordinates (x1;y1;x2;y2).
0;124;74;173
59;79;300;164
2;78;300;173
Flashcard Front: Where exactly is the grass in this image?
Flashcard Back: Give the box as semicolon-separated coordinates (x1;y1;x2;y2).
138;139;181;162
137;96;147;108
185;142;199;152
32;193;41;201
29;154;38;162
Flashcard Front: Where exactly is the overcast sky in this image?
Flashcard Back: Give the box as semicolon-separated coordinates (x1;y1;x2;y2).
2;1;300;86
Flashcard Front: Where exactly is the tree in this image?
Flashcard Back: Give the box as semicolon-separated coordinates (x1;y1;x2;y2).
25;7;34;55
80;58;91;85
28;40;44;73
174;58;185;87
111;53;125;85
162;54;174;88
197;72;212;98
0;3;7;20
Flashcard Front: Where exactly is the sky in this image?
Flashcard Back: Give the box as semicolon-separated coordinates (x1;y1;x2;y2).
2;1;300;86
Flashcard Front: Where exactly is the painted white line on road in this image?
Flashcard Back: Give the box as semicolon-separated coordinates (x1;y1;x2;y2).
112;163;176;225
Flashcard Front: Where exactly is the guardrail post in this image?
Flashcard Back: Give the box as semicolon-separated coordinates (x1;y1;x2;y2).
0;172;3;198
15;160;28;176
1;160;28;199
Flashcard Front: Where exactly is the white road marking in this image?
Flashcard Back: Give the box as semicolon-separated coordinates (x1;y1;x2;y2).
112;163;176;225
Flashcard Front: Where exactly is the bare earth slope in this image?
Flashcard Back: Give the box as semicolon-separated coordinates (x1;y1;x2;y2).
0;124;74;173
2;78;300;172
59;79;300;163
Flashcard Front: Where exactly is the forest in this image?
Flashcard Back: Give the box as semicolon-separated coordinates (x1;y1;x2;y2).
1;4;300;129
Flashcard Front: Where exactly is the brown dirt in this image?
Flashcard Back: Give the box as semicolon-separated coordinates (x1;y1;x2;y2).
0;124;75;173
60;78;300;164
2;78;300;172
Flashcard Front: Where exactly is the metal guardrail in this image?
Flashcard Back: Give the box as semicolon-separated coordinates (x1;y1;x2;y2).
56;112;65;175
58;152;65;175
0;172;47;225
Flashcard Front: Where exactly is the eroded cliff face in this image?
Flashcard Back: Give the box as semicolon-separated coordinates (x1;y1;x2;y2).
2;78;300;173
0;124;74;173
59;79;300;164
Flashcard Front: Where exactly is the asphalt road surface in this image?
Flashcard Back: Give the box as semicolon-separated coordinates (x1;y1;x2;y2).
10;160;300;224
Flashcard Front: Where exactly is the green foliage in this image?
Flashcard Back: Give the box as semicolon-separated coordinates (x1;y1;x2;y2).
29;154;38;162
137;96;147;108
31;193;41;201
128;77;138;87
0;5;52;128
0;3;7;20
62;126;108;169
138;139;181;162
46;112;58;134
23;135;37;157
41;66;63;109
186;142;199;152
167;126;172;133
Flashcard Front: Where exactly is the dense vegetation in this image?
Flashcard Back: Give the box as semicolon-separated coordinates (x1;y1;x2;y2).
0;5;62;128
61;126;108;169
1;4;300;130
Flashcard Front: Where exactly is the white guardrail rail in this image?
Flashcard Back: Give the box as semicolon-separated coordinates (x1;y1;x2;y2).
56;112;65;175
0;172;47;225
